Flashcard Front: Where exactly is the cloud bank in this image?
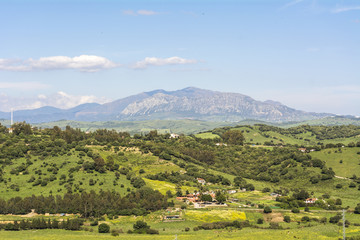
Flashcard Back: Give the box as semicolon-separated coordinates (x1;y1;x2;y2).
0;55;118;72
0;55;197;72
0;92;110;112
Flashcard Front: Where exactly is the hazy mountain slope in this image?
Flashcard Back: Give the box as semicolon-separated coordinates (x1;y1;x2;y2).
0;87;333;123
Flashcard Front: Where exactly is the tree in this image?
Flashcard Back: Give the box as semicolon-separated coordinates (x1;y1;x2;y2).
335;198;342;205
263;206;272;214
201;194;213;202
133;221;150;232
234;176;247;188
98;223;110;233
291;208;300;213
257;218;264;224
215;194;226;204
355;204;360;214
301;216;310;222
283;216;291;223
222;130;245;145
12;122;32;135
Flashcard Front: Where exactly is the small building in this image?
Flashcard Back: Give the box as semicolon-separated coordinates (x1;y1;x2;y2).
170;133;180;139
215;143;228;146
186;194;199;202
227;190;237;194
164;215;180;220
305;198;318;204
197;178;206;185
298;148;307;152
270;193;282;198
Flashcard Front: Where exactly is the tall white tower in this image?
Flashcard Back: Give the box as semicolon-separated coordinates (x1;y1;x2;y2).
9;108;14;133
11;108;13;126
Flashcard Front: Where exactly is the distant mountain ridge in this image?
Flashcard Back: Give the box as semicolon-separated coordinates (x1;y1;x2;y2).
0;87;334;123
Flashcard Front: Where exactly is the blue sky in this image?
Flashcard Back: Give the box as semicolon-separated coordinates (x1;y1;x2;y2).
0;0;359;115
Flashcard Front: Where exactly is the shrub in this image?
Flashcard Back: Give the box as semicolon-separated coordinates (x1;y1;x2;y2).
283;216;291;223
329;215;342;224
185;227;190;231
291;208;300;213
269;223;281;229
98;223;110;233
336;184;343;189
146;228;159;234
355;204;360;214
263;206;272;214
257;218;264;224
90;220;98;226
133;221;149;232
349;182;356;188
301;216;310;222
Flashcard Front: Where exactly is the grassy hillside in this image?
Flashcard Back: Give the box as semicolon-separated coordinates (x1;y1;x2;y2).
310;147;360;178
1;123;360;240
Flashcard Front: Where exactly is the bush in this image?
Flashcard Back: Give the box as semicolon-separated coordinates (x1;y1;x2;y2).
291;208;300;213
336;184;343;189
263;206;272;214
90;220;98;226
98;223;110;233
257;218;264;224
355;204;360;214
269;222;281;229
185;227;190;231
283;216;291;223
301;216;310;222
146;229;159;234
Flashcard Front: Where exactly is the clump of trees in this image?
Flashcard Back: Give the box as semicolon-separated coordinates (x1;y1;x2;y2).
0;188;168;217
0;218;84;231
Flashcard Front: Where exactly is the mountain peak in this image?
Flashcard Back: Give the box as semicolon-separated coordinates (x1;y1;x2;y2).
0;87;334;123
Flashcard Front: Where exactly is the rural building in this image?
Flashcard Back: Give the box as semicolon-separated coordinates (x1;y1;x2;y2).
298;148;307;152
170;133;180;139
305;198;318;204
197;178;206;185
227;190;237;194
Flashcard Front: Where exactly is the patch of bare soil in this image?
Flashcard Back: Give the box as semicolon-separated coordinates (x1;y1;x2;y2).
264;212;283;223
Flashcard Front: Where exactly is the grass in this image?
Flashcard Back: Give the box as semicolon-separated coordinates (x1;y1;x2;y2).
195;132;221;139
144;179;196;195
184;209;246;222
310;147;360;178
1;223;360;239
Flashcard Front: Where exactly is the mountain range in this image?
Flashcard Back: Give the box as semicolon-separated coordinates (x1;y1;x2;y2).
0;87;334;123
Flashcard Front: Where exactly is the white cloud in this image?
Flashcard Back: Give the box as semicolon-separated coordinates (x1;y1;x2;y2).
133;56;197;69
122;9;159;16
333;6;360;13
0;92;110;112
280;0;304;10
0;55;118;72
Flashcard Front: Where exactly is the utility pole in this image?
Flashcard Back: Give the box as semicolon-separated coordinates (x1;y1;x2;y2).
343;209;346;240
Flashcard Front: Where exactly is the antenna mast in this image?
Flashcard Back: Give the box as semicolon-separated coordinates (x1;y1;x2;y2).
11;108;13;126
